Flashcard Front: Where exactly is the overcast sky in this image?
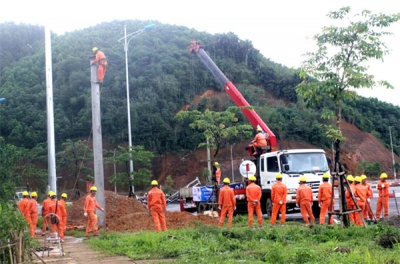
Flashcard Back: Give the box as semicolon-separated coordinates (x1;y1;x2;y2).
1;0;399;106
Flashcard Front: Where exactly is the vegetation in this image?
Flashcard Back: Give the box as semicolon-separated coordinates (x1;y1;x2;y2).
86;217;400;263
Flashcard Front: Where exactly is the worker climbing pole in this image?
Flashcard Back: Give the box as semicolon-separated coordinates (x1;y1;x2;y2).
91;47;108;84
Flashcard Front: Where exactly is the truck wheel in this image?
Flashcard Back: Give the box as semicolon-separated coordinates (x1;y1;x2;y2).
264;198;272;218
197;203;206;214
312;202;321;218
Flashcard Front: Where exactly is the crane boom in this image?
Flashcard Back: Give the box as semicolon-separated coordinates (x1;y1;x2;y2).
189;41;277;151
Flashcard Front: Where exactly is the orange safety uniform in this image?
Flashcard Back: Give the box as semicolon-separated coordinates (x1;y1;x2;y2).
376;181;390;218
41;197;51;234
246;182;262;227
362;182;374;221
252;132;267;148
59;199;67;238
345;183;357;224
148;187;167;232
29;198;38;238
93;50;107;83
296;184;315;225
218;185;236;228
18;197;32;224
49;199;66;238
84;194;102;236
354;183;368;226
318;181;333;225
215;168;221;185
270;181;287;225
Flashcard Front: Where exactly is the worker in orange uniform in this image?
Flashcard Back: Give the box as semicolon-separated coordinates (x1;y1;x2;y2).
41;191;52;236
318;173;333;225
48;192;67;240
361;175;374;223
218;178;236;228
246;175;263;228
91;47;107;83
376;172;390;219
84;186;104;237
59;193;68;240
354;176;368;226
296;176;315;226
212;162;222;185
18;191;32;226
345;175;357;224
148;180;167;232
29;192;39;238
270;173;287;226
251;125;267;155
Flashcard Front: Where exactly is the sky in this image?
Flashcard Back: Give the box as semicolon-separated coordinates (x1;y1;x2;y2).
1;0;399;106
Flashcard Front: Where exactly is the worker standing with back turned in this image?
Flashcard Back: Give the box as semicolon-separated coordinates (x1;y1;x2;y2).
18;191;32;226
296;176;315;226
148;180;167;232
29;192;39;238
84;186;104;237
270;173;287;226
246;175;263;228
376;172;390;219
218;178;236;228
318;173;333;225
91;47;107;84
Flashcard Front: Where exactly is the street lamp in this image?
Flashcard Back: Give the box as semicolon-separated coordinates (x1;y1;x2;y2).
118;24;155;195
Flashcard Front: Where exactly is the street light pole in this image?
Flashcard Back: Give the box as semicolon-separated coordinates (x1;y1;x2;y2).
389;126;397;180
118;24;155;195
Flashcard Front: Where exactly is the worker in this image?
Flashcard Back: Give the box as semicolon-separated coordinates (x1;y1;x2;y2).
18;191;32;226
361;175;374;223
345;175;357;224
59;193;68;240
218;178;236;228
354;176;368;226
246;175;262;228
84;186;104;237
270;173;287;226
376;172;390;219
251;125;268;155
296;176;315;226
41;191;52;236
212;162;221;185
318;173;333;225
48;192;67;240
91;47;107;83
147;180;167;232
29;192;38;238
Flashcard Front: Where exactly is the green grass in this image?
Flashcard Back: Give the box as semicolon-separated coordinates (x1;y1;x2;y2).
84;217;400;264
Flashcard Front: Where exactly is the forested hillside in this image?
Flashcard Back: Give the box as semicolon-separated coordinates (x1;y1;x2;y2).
1;21;399;193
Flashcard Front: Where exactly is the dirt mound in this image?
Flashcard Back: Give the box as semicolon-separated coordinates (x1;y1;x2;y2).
382;215;400;228
67;191;218;231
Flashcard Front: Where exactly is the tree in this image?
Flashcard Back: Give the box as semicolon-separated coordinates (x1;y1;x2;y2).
0;138;23;201
175;107;253;158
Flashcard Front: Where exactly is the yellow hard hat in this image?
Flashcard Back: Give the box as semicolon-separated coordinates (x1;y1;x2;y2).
92;47;98;53
275;173;282;179
223;178;230;184
323;173;330;179
90;186;98;192
151;180;158;186
48;191;54;196
361;175;367;181
61;193;67;198
347;175;354;182
354;176;362;183
380;173;388;179
31;192;38;197
249;175;257;181
256;125;262;132
299;176;307;182
22;191;29;196
214;162;219;166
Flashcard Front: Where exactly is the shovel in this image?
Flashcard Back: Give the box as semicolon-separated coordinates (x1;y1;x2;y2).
365;201;377;223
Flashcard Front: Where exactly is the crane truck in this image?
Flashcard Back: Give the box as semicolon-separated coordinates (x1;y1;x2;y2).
187;41;330;217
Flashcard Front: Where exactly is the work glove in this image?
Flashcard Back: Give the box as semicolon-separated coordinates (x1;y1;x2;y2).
367;198;371;203
218;206;221;210
279;201;283;205
84;212;87;217
296;203;299;207
101;208;104;212
234;206;236;210
381;184;385;188
319;203;322;207
253;200;258;205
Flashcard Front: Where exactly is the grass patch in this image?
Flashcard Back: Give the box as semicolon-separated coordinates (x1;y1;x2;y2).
85;219;400;264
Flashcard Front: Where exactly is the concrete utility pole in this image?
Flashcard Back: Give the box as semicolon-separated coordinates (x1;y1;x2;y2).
90;59;106;228
45;26;57;194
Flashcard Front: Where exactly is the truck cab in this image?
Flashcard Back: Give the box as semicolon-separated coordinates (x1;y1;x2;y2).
258;149;330;216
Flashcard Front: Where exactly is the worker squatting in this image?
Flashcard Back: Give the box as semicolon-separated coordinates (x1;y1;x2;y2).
218;172;391;228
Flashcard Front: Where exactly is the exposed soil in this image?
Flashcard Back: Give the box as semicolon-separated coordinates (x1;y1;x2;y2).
67;191;218;232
